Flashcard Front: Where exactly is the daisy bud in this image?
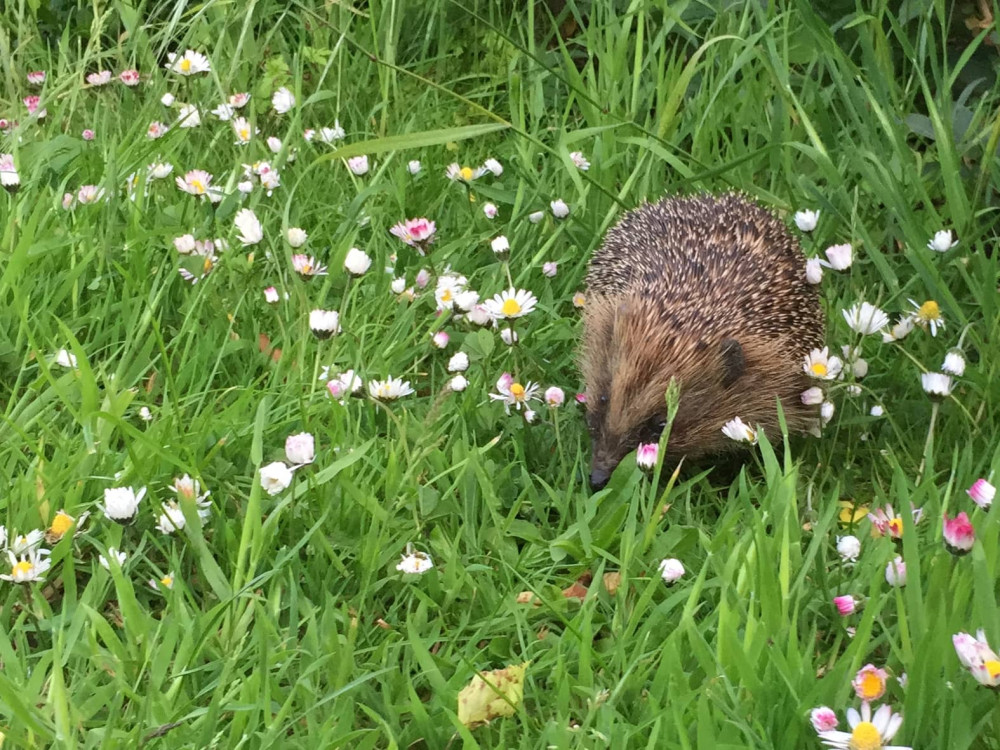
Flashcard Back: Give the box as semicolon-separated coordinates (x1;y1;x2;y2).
271;86;295;114
927;229;958;252
173;234;196;254
285;432;315;466
806;249;825;277
836;535;861;563
99;548;127;570
523;409;538;424
636;442;659;472
794;209;820;232
483;202;498;219
544;386;565;407
820;401;835;425
101;486;146;523
542;261;558;278
823;243;853;270
161;92;175;106
942;349;966;377
259;461;293;495
431;331;449;349
267;136;282;154
82;129;95;141
833;595;856;616
407;160;421;175
528;210;545;224
390;278;407;294
921;372;952;399
344;248;372;276
550;199;570;218
869;405;884;417
62;192;75;209
490;235;510;258
483;158;503;176
415;268;431;288
346;155;369;175
809;706;838;733
287;227;308;247
467;304;491;326
658;558;684;584
801;387;824;405
237;180;253;194
309;309;341;339
234;208;263;246
263;286;280;304
447;352;469;372
575;393;587;406
570;151;590;170
943;512;975;555
885;556;906;587
967;479;995;509
449;374;468;392
500;328;519;346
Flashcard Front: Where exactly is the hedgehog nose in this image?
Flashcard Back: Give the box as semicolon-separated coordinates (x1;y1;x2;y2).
589;467;610;490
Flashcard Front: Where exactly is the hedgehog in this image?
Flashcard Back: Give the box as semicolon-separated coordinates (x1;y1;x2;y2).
581;192;825;489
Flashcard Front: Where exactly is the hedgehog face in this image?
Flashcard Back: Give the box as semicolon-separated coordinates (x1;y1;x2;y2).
581;294;751;489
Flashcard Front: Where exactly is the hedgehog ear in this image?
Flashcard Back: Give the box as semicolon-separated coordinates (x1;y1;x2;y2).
719;338;745;387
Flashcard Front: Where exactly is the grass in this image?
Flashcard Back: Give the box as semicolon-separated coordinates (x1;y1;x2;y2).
1;0;999;747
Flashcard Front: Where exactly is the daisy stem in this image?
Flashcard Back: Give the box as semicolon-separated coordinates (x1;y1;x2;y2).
552;406;566;469
503;260;514;289
917;401;939;483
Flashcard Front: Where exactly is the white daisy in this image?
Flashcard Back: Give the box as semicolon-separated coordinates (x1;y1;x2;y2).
817;703;909;750
489;374;540;413
843;302;889;335
721;417;758;444
803;347;843;380
166;49;211;75
368;376;415;401
484;288;538;320
908;299;945;337
0;549;51;583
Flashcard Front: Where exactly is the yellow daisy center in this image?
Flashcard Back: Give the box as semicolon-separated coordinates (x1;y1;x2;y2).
858;671;885;700
203;257;214;274
510;383;526;400
918;300;940;321
848;721;882;750
887;518;903;536
501;298;522;316
440;290;452;302
49;512;74;537
190;179;205;194
161;575;173;587
301;263;312;274
810;362;828;377
239;128;249;140
180;59;192;72
459;166;473;181
12;561;33;577
986;660;1000;679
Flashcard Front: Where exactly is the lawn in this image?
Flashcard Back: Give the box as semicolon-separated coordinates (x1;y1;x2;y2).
1;1;999;747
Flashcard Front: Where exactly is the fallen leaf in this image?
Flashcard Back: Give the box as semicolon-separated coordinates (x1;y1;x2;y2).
602;572;621;596
457;661;530;728
562;571;593;601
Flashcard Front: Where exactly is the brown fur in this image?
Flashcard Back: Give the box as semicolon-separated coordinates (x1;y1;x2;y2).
581;193;825;479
